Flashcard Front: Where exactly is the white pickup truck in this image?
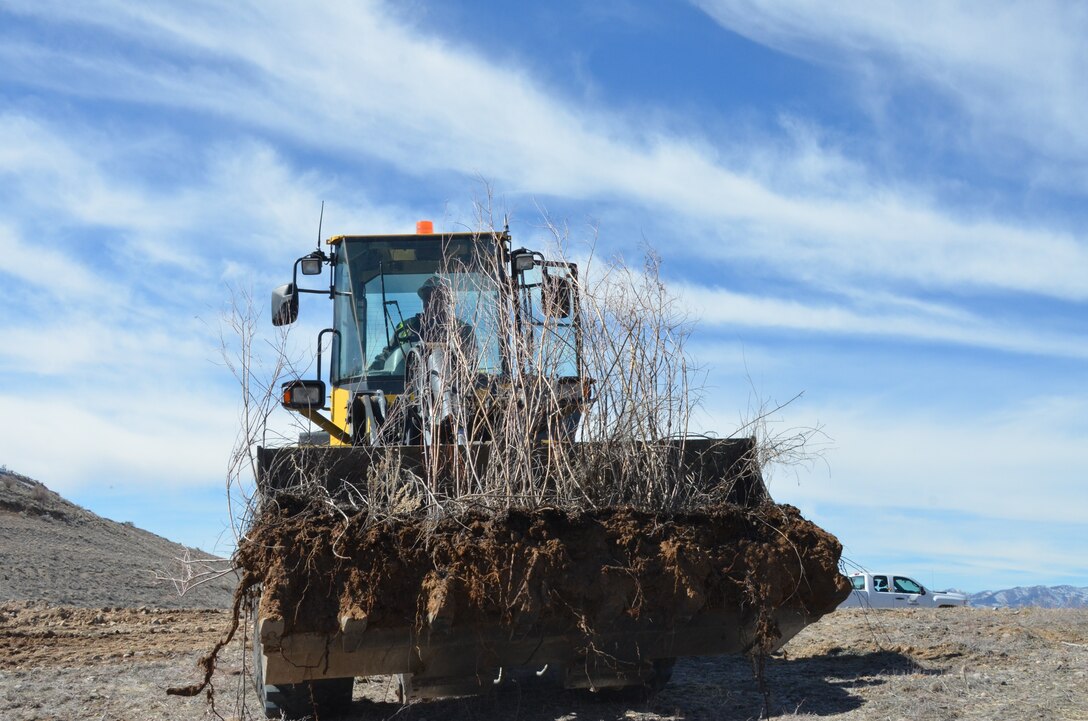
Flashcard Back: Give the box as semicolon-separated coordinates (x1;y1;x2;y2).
839;572;968;609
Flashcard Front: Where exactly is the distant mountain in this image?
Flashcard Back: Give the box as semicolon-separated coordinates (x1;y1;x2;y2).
969;585;1088;609
0;467;236;608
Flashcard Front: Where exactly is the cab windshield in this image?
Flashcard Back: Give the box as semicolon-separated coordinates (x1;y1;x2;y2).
332;235;503;392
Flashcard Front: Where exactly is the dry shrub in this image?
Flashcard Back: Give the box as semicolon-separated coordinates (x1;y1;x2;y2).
272;218;750;523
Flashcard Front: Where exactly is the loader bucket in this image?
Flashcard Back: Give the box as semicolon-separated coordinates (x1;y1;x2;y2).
256;437;767;508
244;436;849;710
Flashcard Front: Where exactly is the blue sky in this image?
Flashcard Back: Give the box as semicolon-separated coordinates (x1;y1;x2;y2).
1;1;1085;593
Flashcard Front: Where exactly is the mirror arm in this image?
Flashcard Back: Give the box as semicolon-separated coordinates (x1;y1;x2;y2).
316;328;340;385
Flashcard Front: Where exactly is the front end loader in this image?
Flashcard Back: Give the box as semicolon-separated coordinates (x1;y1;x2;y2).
248;222;848;718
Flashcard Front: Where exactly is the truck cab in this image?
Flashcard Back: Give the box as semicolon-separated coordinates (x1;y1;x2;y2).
839;572;968;609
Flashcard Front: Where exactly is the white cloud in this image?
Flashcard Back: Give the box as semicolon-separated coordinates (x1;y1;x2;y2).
0;390;236;493
829;510;1088;590
738;396;1088;526
0;303;322;493
3;1;1088;304
696;386;1088;587
0;222;104;301
0;113;184;236
0;112;412;493
692;0;1088;180
678;283;1088;359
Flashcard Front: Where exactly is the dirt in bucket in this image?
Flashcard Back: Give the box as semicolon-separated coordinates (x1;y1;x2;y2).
238;499;850;641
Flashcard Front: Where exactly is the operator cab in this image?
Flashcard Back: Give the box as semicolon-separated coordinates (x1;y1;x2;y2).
331;232;506;396
272;224;583;446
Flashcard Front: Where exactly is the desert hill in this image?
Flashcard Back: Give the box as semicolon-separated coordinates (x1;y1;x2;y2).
0;468;235;609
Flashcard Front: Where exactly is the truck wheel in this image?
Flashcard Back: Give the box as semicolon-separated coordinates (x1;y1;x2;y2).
252;615;353;719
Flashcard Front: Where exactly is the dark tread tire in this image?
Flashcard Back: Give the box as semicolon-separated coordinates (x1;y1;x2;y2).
581;658;676;702
264;678;353;719
253;612;353;719
645;657;676;693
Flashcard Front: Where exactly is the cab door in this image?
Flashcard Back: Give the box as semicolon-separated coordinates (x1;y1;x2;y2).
892;576;926;607
870;575;895;608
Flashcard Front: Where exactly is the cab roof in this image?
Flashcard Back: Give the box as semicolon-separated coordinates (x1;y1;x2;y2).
326;230;507;245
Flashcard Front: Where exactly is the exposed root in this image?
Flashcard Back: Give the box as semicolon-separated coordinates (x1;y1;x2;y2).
166;572;257;699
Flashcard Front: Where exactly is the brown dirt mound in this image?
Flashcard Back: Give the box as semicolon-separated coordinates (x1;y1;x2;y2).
237;499;850;643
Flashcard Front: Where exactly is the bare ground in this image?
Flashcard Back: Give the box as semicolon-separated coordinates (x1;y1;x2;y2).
3;472;1084;719
0;471;236;610
3;603;1086;720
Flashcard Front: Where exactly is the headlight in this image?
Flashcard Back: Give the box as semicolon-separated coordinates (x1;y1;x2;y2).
282;380;326;410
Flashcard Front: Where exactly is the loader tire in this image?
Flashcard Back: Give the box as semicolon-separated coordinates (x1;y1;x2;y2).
262;678;353;720
644;657;676;693
583;658;676;702
252;614;353;719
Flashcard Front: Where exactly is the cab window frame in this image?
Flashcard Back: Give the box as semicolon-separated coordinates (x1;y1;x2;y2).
894;576;925;595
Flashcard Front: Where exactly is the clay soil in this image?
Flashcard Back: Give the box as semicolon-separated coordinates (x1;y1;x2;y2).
3;603;1086;720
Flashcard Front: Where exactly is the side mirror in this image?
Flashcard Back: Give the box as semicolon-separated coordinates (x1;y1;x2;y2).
272;283;298;326
542;274;573;318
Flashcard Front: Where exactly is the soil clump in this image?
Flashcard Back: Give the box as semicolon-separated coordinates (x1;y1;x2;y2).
239;498;850;644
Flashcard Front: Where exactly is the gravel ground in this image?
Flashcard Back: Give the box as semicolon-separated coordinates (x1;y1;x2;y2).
0;471;236;610
3;603;1086;720
3;471;1085;719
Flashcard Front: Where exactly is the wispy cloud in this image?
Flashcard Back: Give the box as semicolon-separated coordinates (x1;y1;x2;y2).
0;222;103;301
3;1;1087;307
0;112;414;490
678;283;1088;359
692;0;1088;184
747;396;1088;525
828;508;1088;590
0;389;236;492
